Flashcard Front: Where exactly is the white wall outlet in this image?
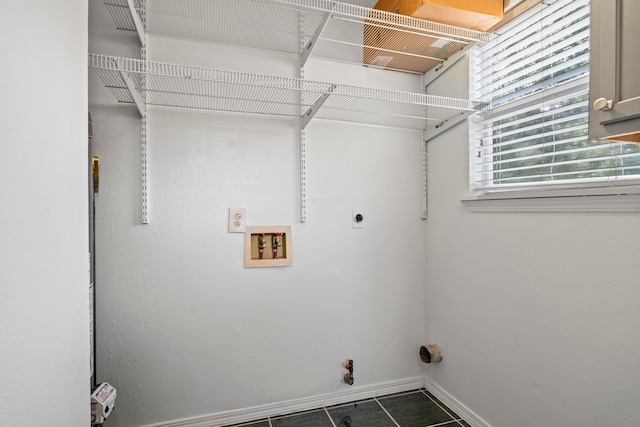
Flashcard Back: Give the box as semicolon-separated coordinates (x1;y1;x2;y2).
352;208;365;228
228;208;246;233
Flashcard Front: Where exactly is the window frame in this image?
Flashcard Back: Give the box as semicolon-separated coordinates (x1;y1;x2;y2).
464;0;640;211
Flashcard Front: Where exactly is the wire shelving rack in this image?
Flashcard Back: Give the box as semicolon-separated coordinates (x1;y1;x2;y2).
90;54;486;130
103;0;489;73
93;0;492;222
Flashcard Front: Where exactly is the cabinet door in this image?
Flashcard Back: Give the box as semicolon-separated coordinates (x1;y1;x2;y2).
589;0;640;140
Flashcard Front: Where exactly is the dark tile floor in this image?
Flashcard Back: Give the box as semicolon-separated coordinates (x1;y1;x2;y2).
224;389;471;427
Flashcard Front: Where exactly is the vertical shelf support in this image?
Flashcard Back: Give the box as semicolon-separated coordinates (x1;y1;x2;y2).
422;77;428;220
422;140;428;219
299;12;307;222
300;128;307;222
141;116;149;224
140;2;149;224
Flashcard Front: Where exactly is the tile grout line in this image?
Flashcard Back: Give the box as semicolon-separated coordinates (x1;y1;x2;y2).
323;407;337;427
268;416;273;427
427;421;463;427
380;389;423;399
374;396;401;427
419;389;461;423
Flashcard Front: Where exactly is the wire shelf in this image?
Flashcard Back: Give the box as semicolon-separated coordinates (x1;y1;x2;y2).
89;54;486;129
103;0;489;73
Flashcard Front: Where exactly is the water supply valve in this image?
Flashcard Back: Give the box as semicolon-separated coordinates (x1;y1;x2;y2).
341;359;354;385
258;233;267;260
271;232;282;259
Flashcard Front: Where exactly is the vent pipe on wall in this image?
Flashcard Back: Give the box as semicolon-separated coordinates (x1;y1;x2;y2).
420;344;442;363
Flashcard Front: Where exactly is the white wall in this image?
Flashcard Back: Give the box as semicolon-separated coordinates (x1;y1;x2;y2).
89;4;427;427
0;1;89;426
425;57;640;427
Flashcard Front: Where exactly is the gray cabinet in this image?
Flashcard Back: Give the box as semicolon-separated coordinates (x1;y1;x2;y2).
589;0;640;141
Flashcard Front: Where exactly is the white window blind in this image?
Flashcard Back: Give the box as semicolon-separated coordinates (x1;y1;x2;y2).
470;0;640;193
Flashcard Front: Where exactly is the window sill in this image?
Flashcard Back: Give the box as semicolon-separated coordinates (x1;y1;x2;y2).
461;186;640;213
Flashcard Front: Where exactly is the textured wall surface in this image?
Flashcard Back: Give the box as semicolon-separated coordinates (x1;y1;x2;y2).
0;1;90;426
424;57;640;427
89;3;428;426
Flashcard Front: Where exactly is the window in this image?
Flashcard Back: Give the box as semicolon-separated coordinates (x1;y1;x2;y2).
470;0;640;194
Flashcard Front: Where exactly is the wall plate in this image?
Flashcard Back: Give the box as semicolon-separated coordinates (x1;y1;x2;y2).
229;208;246;233
352;208;365;228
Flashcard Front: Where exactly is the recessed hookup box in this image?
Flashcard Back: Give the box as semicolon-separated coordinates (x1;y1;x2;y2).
244;226;292;268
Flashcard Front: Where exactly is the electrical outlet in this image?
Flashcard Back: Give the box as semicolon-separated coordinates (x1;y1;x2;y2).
228;208;246;233
352;208;365;228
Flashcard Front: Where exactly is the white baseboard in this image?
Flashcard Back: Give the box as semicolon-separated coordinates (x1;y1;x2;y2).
139;376;425;427
424;377;492;427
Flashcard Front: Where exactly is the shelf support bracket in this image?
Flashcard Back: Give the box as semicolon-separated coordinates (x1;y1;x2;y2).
126;0;146;47
119;71;146;117
301;10;333;66
423;44;474;87
301;85;335;129
424;110;475;142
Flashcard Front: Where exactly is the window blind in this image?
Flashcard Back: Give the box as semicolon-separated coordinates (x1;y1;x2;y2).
470;0;640;192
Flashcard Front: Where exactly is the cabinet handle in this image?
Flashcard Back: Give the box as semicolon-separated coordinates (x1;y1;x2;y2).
593;97;613;111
